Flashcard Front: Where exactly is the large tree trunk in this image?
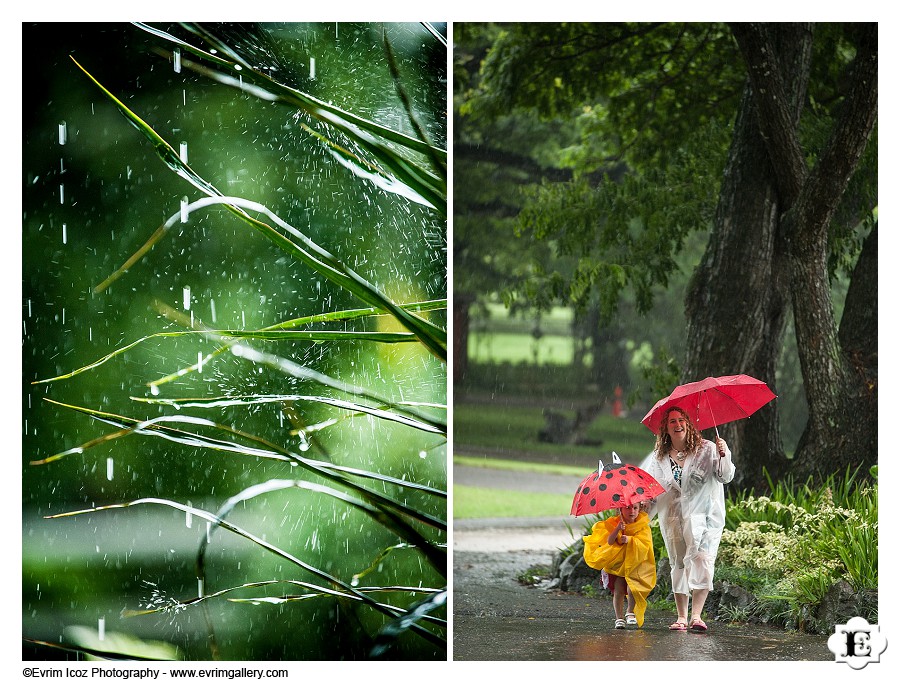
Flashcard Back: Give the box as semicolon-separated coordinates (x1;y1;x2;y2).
734;23;878;483
684;24;812;492
453;292;475;385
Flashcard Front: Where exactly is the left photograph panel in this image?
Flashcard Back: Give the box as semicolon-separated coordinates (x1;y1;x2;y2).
23;22;447;661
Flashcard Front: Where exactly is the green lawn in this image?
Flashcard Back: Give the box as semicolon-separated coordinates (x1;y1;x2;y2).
453;395;655;521
454;401;654;464
453;484;579;520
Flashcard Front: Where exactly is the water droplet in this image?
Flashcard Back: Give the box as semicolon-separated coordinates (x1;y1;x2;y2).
419;450;427;459
98;617;105;641
106;457;114;481
209;299;217;324
180;196;189;223
198;578;205;598
173;48;182;73
61;223;67;244
179;141;188;164
59;183;65;205
309;57;316;80
183;286;191;311
150;384;160;396
58;121;67;145
197;352;204;373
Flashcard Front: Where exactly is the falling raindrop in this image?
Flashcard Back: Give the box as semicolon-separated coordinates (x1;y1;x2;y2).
181;197;189;223
106;457;114;481
59;183;64;205
173;48;182;73
183;286;191;311
197;352;204;373
98;617;105;641
58;121;67;145
185;509;193;529
198;578;205;598
61;223;67;244
179;141;188;164
209;299;217;323
309;57;316;80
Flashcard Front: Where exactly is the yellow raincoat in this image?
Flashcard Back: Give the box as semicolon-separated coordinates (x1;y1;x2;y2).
583;511;656;627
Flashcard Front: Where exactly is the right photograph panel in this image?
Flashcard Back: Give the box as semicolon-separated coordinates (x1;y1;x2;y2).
452;21;878;663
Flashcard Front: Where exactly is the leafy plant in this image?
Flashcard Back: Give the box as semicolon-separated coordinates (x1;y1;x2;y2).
25;22;447;661
718;467;877;629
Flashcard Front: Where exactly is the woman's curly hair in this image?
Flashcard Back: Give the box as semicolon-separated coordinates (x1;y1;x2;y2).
654;406;702;459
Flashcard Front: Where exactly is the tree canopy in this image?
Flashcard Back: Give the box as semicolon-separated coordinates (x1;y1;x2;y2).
454;22;876;489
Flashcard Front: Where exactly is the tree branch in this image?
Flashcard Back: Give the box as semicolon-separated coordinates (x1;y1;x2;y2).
796;24;877;237
729;23;808;204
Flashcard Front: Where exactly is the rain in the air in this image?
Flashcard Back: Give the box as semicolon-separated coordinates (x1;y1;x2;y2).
23;22;448;661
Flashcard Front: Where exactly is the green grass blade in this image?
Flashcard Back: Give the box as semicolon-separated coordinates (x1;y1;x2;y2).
22;639;164;662
43;497;442;642
32;299;445;387
137;22;447;163
34;399;446;531
132;23;446;215
134;394;445;436
370;589;448;658
198;479;445;579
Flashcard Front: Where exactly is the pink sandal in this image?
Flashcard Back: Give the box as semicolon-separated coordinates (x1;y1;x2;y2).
689;617;708;632
669;620;688;631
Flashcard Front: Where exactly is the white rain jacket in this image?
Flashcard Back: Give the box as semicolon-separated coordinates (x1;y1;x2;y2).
640;439;735;593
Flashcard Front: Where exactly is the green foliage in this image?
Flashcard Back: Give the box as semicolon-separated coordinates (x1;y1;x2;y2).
517;565;552;586
719;467;877;624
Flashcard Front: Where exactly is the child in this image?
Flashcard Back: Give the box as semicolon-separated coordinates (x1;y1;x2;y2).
582;501;656;628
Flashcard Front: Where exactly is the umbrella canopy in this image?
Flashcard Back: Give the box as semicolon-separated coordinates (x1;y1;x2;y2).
570;454;665;516
641;374;776;434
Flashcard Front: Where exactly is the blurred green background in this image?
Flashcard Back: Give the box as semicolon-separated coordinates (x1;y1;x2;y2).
23;22;447;660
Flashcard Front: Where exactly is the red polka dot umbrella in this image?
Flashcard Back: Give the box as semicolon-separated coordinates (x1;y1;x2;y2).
570;453;666;516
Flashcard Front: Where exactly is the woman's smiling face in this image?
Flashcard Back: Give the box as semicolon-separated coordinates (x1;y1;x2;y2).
667;410;688;442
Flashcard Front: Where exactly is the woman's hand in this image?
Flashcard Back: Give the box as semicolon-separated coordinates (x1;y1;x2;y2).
716;437;728;458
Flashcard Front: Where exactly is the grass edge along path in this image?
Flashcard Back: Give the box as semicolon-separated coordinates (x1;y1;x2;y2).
453;484;575;519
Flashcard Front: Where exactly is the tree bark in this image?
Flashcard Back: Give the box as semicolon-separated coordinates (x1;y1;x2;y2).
684;24;812;491
453;292;475;385
735;23;878;482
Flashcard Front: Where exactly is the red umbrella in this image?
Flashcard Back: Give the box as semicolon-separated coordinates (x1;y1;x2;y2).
570;453;665;517
641;374;776;436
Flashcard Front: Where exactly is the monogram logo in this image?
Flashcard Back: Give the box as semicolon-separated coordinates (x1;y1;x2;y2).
827;617;887;669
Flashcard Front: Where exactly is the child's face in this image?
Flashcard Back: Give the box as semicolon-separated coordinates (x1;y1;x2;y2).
620;503;640;523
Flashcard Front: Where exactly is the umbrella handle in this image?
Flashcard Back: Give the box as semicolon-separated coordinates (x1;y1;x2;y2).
704;390;722;443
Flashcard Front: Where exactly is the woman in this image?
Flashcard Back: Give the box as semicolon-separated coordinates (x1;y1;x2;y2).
640;406;734;632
